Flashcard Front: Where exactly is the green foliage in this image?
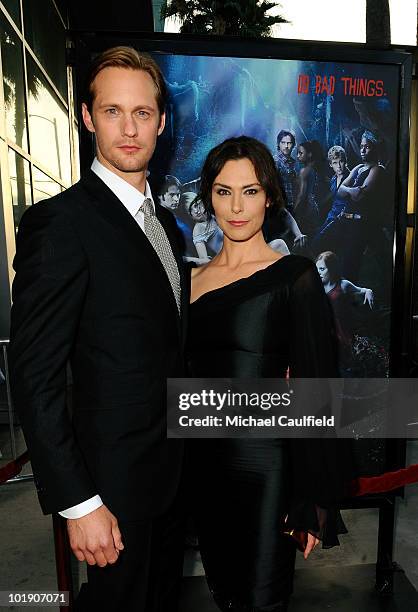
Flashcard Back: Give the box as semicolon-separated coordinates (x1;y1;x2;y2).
161;0;287;37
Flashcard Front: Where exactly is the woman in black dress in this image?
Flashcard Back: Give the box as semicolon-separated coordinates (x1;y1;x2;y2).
187;136;353;612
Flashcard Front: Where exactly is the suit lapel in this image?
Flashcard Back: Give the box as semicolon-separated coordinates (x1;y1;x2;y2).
81;170;182;330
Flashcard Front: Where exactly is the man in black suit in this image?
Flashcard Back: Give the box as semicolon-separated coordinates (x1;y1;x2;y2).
9;47;187;611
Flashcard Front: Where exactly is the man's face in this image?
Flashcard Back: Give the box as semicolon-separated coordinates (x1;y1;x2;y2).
278;135;294;157
360;138;374;162
159;185;181;210
330;157;346;177
82;67;165;177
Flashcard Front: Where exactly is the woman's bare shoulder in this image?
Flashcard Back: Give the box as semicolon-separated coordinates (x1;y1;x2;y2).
191;263;210;278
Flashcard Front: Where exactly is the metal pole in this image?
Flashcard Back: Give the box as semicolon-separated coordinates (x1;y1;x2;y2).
53;117;63;181
375;496;396;595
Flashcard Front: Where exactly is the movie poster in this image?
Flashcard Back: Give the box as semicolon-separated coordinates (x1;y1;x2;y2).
149;53;400;382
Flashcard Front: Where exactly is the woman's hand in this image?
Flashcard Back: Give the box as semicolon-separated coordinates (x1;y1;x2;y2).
304;533;320;560
363;288;374;308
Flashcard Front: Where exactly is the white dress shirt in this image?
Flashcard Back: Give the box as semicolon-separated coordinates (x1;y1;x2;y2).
59;158;154;520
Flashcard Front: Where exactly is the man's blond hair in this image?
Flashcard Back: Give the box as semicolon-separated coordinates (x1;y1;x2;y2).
84;46;167;115
327;145;347;163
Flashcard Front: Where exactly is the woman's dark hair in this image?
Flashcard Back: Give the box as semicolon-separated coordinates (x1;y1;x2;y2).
299;139;327;174
197;136;284;218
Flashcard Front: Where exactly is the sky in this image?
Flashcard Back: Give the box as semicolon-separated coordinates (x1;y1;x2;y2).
165;0;418;46
272;0;417;45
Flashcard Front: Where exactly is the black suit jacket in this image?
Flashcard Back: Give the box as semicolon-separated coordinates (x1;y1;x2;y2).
9;170;187;521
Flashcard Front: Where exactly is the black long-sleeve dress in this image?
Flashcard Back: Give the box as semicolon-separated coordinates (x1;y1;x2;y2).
186;255;354;610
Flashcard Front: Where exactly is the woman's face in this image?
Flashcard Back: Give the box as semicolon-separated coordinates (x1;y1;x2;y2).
190;200;206;221
360;138;375;162
297;145;309;164
211;158;268;242
316;258;331;285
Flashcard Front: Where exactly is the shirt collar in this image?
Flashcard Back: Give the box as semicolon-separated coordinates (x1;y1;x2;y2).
91;158;154;216
277;150;295;166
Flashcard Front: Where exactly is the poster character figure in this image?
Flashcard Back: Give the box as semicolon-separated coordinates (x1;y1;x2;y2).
276;129;297;213
189;196;223;263
157;174;181;210
268;238;290;256
315;251;388;377
343;97;392;170
208;58;273;144
165;78;205;148
157;175;193;252
312;145;350;254
337;130;387;282
294;140;327;237
263;207;307;253
167;79;201;121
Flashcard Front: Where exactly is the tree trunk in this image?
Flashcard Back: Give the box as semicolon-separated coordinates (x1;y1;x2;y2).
213;14;226;35
366;0;391;47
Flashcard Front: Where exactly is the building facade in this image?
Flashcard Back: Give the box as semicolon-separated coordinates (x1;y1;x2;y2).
0;0;79;336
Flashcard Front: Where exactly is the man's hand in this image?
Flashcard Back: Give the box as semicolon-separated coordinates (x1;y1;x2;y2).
67;504;124;567
351;185;366;202
293;233;308;248
303;533;320;560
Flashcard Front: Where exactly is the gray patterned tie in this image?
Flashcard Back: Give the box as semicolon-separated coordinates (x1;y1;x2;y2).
139;198;181;313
